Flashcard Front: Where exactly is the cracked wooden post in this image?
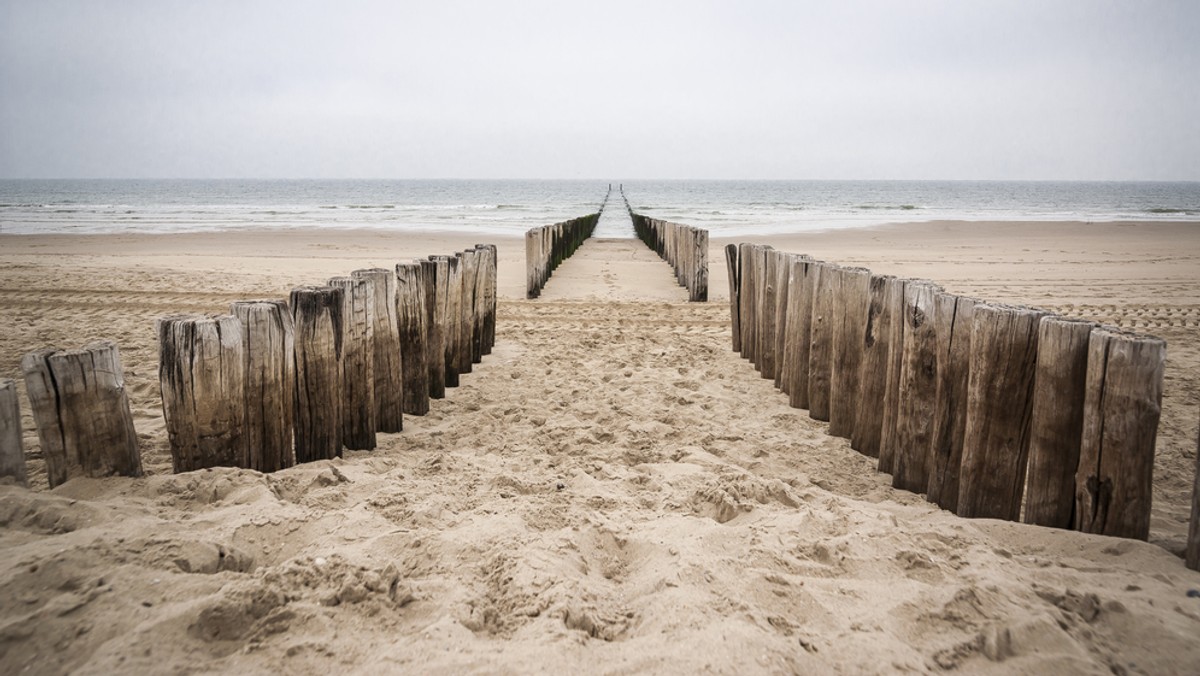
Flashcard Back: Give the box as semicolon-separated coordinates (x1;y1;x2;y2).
353;268;403;434
926;293;978;511
290;286;344;463
444;255;463;387
691;227;708;302
424;257;448;398
892;282;941;493
230;300;296;473
877;277;909;476
758;246;779;379
738;243;757;363
829;266;871;440
157;315;246;472
772;251;792;389
957;304;1048;520
783;256;815;410
21;341;142;486
328;275;376;451
851;273;895;458
476;244;498;355
807;262;838;422
0;380;27;487
1023;316;1095;528
725;244;741;352
395;262;430;416
470;247;488;363
1075;327;1165;540
456;250;477;376
1187;411;1200;570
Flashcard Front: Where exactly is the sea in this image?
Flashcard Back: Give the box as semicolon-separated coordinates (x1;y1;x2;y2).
1;179;1198;238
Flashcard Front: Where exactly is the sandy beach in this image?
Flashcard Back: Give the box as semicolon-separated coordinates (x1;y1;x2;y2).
2;220;1200;674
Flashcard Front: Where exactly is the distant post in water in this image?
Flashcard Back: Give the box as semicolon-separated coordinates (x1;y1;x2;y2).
353;268;404;434
926;293;977;511
1023;317;1094;528
328;276;377;451
1075;327;1165;540
892;282;940;493
0;380;28;487
158;315;247;472
231;300;296;473
957;304;1047;520
290;286;344;463
395;262;431;415
22;341;142;486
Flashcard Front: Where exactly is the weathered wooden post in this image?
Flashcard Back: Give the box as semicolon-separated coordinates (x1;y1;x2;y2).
456;250;477;376
478;243;498;354
290;286;343;463
22;341;142;486
957;304;1047;520
783;256;815;409
1023;316;1095;527
1188;413;1200;570
157;315;247;472
444;255;463;387
738;243;757;362
1075;327;1165;540
395;262;430;415
851;273;894;458
877;277;908;476
926;293;978;511
424;257;448;398
829;267;871;439
725;244;741;352
0;380;27;487
758;246;779;379
328;276;376;451
353;268;404;433
772;251;792;389
470;247;487;363
892;282;941;493
691;227;708;302
525;229;540;299
807;262;838;422
230;300;295;473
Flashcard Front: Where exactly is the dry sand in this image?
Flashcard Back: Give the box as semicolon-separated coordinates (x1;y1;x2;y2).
1;221;1199;674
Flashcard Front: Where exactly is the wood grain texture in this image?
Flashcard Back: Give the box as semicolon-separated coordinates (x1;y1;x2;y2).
0;379;28;487
851;273;894;458
807;262;838;422
290;286;344;463
725;243;741;352
877;277;909;476
784;256;815;410
328;276;376;451
396;262;431;416
892;282;941;494
352;268;404;433
926;293;978;511
772;251;792;389
425;257;449;398
231;299;296;472
829;267;871;440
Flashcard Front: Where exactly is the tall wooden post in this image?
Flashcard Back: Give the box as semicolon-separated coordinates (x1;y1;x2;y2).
456;251;477;376
1187;412;1200;570
807;262;838;422
230;300;296;472
0;380;27;487
328;276;376;451
926;293;978;511
1075;327;1165;540
784;256;815;410
22;341;142;485
892;282;940;493
395;262;430;415
725;244;741;352
424;257;448;398
290;286;343;463
851;273;894;458
157;315;247;472
478;244;498;354
738;243;757;362
829;267;871;439
772;251;792;389
691;228;708;302
877;277;909;476
526;229;540;299
957;304;1047;520
352;268;404;434
444;256;463;387
756;245;776;377
1023;316;1095;528
470;247;488;363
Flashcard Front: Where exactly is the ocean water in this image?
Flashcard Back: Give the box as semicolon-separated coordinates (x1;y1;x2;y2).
1;179;1198;237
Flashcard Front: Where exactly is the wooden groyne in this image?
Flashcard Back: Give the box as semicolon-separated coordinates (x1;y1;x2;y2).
623;188;708;302
524;190;606;299
9;246;498;484
727;242;1168;545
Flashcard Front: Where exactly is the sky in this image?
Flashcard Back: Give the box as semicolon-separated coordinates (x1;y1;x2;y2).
1;0;1198;180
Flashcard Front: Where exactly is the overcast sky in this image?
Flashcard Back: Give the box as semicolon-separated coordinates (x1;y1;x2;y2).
1;0;1197;180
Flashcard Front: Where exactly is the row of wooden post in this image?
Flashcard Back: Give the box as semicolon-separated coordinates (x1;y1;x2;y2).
622;191;708;302
0;245;497;488
525;212;601;299
726;243;1172;545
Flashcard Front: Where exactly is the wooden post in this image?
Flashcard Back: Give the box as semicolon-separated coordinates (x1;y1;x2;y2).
925;292;978;511
829;267;871;439
772;251;792;389
0;380;27;487
725;244;741;352
230;300;296;473
479;244;498;354
328;276;376;451
444;256;463;387
957;304;1047;520
758;246;778;379
692;228;708;302
22;341;142;486
851;273;894;458
157;315;247;473
1023;316;1095;528
877;277;908;476
352;268;403;434
783;256;815;410
424;257;448;398
290;286;343;463
456;251;477;376
526;229;539;299
807;262;838;422
470;247;488;363
395;262;430;415
738;243;756;363
892;282;941;493
1075;327;1165;540
1187;413;1200;570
